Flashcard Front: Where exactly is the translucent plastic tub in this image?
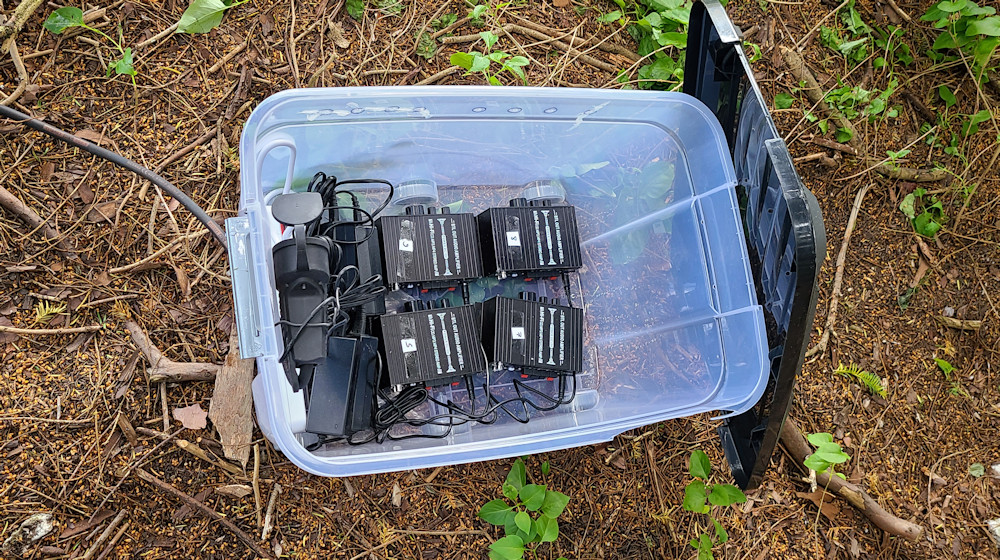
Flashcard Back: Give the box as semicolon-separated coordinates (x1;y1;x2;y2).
227;86;768;476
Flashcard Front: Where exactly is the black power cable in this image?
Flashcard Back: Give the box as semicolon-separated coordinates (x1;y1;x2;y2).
0;104;227;248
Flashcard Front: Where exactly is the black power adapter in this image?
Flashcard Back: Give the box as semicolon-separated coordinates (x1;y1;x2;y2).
378;300;486;387
376;206;484;290
477;199;582;279
479;293;584;376
305;335;378;437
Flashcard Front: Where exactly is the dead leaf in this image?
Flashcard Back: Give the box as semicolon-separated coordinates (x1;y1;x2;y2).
172;488;211;522
76;182;95;204
553;0;571;6
95;270;112;286
173;403;208;430
216;484;253;498
328;21;351;49
391;482;402;507
260;11;275;35
795;490;841;522
39;162;54;182
58;510;115;540
86;199;122;223
172;264;191;298
74;129;107;145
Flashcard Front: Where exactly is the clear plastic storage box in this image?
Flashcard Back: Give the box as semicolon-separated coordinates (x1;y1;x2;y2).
227;86;769;477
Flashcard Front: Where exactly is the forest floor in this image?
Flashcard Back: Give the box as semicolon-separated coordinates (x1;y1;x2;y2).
1;0;999;558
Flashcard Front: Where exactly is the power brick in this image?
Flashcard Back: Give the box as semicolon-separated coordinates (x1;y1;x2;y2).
305;335;377;437
376;207;484;289
379;301;486;387
477;199;582;278
479;293;584;375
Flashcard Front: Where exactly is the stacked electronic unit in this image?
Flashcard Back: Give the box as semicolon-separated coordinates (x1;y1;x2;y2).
270;177;586;446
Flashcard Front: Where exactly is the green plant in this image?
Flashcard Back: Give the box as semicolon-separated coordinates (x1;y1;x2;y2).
935;358;970;397
834;362;887;398
44;7;137;81
416;30;437;59
478;458;569;560
922;0;1000;81
174;0;247;33
469;3;488;27
431;13;458;30
32;301;66;325
774;92;795;109
347;0;365;20
899;187;946;237
803;433;850;479
451;31;529;85
681;450;746;560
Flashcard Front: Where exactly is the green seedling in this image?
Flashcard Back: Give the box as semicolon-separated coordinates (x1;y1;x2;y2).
899;187;946;238
451;31;529;85
681;450;746;560
478;458;569;560
803;433;850;479
935;358;970;397
922;0;1000;80
44;7;137;81
347;0;365;20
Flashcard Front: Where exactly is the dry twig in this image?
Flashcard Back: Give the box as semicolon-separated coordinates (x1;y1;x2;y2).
806;183;871;358
136;468;275;559
124;320;220;382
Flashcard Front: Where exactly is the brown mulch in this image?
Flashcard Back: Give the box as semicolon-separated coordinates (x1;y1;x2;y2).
2;0;999;559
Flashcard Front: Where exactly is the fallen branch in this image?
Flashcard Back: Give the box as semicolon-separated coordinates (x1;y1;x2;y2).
780;418;924;541
806;183;871;358
513;17;640;62
135;427;243;476
440;24;619;74
933;316;982;331
0;0;44;51
415;66;459;85
1;38;28;106
81;510;127;560
261;483;282;541
124;320;220;383
136;468;275;560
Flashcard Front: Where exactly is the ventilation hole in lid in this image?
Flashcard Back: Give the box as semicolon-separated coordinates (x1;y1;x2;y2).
508;107;522;113
350;107;364;114
472;106;486;112
544;107;557;113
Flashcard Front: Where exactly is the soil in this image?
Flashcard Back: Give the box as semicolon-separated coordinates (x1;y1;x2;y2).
2;0;999;559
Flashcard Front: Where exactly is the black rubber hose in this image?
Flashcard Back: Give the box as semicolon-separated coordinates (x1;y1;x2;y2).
0;104;228;248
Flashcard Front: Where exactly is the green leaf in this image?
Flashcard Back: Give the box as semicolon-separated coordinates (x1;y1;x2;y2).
346;0;364;20
899;192;917;220
682;480;707;513
451;51;475;71
914;212;942;237
471;53;491;73
506;459;526;491
938;85;957;108
479;499;514;525
657;32;688;48
639;160;675;200
814;449;850;464
935;358;956;376
708;484;747;507
803;454;831;473
969;462;986;477
541;489;570;518
471;4;487;19
836;127;853;143
967;15;1000;35
807;433;834;447
44;7;84;34
698;533;714;553
111;47;137;77
712;517;728;544
519;484;546;511
502;483;518;501
514;511;531;534
689;450;711;479
488;51;509;63
176;0;238;34
540;461;550;476
536;515;559;542
480;30;499;50
489;535;525;560
774;92;795;109
938;0;968;12
505;55;529;68
597;10;622;23
503;510;518;536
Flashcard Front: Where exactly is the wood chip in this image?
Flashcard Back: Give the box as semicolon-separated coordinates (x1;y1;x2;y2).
216;484;254;499
208;330;255;467
933;316;982;331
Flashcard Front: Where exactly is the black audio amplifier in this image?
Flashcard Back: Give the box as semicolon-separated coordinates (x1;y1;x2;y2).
479;293;584;375
477;199;582;278
376;207;484;289
379;301;486;387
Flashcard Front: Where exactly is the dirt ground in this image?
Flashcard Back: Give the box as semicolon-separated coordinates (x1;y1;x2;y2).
2;0;999;558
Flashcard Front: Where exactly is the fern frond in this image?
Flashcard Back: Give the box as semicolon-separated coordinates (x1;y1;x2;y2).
33;300;66;324
834;362;887;398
